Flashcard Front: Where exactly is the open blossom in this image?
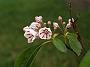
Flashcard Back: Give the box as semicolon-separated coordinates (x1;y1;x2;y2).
29;22;41;31
35;16;42;23
39;27;52;39
53;22;59;29
24;29;37;43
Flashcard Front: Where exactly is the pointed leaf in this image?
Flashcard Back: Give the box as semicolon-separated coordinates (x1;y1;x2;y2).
67;33;82;56
14;40;51;67
14;44;41;67
52;37;67;52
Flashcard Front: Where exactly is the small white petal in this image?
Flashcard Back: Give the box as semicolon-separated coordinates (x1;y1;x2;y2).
24;32;31;38
28;36;35;43
23;26;30;32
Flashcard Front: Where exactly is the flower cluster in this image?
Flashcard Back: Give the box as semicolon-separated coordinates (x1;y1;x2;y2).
23;16;74;43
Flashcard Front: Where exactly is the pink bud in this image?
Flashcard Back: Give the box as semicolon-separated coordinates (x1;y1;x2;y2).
58;16;62;22
48;21;51;25
53;22;59;30
35;16;42;23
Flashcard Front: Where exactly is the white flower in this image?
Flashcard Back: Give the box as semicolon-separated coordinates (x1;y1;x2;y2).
53;22;59;29
35;16;42;23
24;29;37;43
29;22;41;31
39;27;52;39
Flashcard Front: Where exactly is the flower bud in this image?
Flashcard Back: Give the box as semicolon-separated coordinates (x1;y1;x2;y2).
35;16;42;23
48;21;51;25
53;22;59;30
44;23;46;27
63;22;66;25
47;21;51;27
58;16;62;22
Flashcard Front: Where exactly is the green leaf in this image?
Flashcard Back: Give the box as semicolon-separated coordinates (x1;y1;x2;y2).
14;44;41;67
52;37;67;52
80;50;90;67
67;33;82;56
14;41;51;67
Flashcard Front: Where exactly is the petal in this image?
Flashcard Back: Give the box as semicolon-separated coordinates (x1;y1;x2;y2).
24;32;31;38
28;37;35;43
27;33;36;43
39;33;46;39
23;26;30;32
46;34;51;39
29;29;37;36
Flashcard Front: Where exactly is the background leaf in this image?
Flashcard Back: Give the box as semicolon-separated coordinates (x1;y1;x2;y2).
67;33;82;56
52;37;67;52
14;43;42;67
80;50;90;67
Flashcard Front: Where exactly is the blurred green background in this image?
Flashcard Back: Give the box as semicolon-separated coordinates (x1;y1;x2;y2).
0;0;90;67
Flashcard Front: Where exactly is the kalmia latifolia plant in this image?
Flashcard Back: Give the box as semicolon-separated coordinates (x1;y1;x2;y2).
14;15;84;67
